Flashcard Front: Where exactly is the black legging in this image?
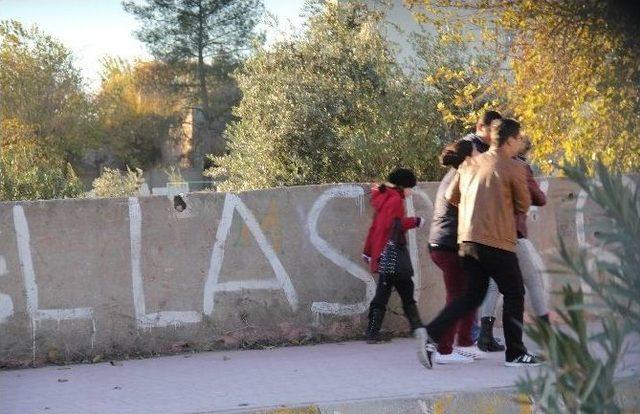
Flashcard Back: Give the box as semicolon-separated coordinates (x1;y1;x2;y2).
369;274;422;330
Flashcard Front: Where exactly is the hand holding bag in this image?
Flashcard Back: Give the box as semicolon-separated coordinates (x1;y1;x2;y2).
378;218;413;279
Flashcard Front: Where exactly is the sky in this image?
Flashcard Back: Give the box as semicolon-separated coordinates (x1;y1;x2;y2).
0;0;308;90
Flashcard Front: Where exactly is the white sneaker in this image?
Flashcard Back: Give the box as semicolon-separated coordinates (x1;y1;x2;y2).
414;327;435;369
454;345;486;360
434;351;474;364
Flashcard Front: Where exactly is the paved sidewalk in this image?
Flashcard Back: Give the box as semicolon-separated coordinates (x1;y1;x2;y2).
2;336;639;414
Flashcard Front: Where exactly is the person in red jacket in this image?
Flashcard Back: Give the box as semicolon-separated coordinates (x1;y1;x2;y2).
362;168;428;366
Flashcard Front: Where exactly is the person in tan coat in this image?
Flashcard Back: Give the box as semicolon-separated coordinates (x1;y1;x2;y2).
420;118;542;368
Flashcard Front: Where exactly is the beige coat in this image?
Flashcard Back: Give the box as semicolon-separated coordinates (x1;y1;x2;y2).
446;148;531;252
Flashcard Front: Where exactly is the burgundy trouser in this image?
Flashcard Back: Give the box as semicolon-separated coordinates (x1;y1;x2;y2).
430;249;476;354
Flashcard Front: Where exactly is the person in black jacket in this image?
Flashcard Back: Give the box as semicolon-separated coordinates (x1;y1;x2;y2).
428;140;485;364
462;110;502;155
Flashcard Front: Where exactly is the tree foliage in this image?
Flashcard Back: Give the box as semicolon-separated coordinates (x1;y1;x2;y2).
410;28;502;141
502;2;640;173
0;20;91;200
557;159;640;330
517;159;639;412
123;0;264;164
122;0;263;64
208;1;445;192
0;20;95;160
91;166;145;198
518;287;624;413
407;0;640;174
0;119;84;201
94;57;184;169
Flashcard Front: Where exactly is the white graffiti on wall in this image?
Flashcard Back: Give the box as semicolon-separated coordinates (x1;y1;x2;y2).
2;185;433;335
308;185;375;319
129;197;203;328
13;205;96;360
0;256;14;323
203;193;298;316
1;179;630;359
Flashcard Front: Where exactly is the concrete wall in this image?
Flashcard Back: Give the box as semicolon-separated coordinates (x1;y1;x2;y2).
0;178;626;365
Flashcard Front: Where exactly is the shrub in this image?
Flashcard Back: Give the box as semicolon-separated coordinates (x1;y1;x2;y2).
517;159;639;413
91;166;145;198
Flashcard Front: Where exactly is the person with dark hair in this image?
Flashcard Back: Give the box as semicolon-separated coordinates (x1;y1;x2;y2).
421;118;542;368
362;168;430;367
439;110;505;350
478;135;550;350
428;140;484;364
463;110;503;155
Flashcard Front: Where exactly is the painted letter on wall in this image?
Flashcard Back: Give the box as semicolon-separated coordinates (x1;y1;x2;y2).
308;185;375;317
203;194;298;316
128;197;202;328
13;205;95;360
0;256;14;324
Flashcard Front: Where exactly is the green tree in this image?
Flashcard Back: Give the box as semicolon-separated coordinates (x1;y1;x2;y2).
208;1;444;192
91;166;145;198
0;119;84;201
123;0;264;164
0;20;96;161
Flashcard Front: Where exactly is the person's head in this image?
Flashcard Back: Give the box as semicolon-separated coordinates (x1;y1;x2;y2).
440;139;474;169
387;168;417;196
475;110;502;143
490;118;522;157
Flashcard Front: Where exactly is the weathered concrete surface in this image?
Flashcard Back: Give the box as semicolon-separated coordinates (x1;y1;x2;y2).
1;334;638;414
0;178;635;364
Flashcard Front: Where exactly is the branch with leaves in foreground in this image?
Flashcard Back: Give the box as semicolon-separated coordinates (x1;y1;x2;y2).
559;159;640;330
517;159;639;413
517;287;624;413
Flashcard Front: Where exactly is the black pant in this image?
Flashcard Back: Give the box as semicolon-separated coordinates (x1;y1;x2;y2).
425;242;527;360
369;274;421;330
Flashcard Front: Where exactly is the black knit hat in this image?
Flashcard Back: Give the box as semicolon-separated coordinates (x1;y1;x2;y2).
387;168;417;189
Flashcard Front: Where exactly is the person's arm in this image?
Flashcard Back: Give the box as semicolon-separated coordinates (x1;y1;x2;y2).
512;163;532;214
363;215;374;259
526;164;547;207
388;197;420;230
445;170;461;207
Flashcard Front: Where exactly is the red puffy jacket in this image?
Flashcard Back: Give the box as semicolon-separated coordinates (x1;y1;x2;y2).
363;185;420;273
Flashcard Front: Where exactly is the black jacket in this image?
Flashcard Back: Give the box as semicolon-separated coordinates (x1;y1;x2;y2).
429;134;489;249
463;133;490;154
428;169;458;248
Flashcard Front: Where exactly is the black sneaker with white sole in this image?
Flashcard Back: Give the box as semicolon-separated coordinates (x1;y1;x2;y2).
505;353;542;367
414;327;436;369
